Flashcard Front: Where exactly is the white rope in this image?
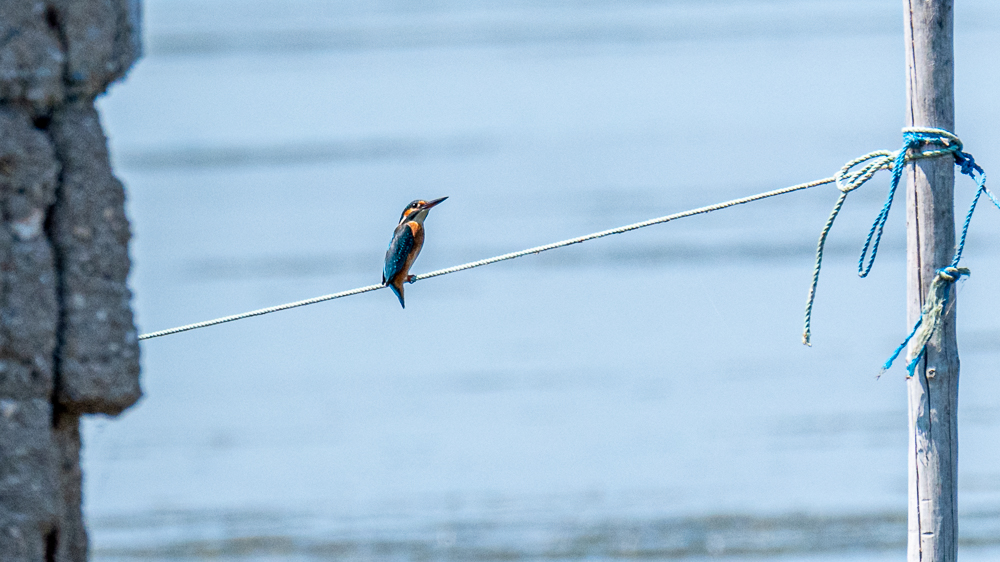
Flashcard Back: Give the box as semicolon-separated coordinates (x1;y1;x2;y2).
139;176;834;340
138;284;385;339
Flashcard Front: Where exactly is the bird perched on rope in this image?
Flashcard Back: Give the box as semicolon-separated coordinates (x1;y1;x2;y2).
383;197;448;308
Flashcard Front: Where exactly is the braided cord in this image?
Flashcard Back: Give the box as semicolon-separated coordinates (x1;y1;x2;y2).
414;177;832;282
804;127;1000;376
138;284;385;340
140;177;831;340
139;128;994;346
802;127;966;346
883;138;997;376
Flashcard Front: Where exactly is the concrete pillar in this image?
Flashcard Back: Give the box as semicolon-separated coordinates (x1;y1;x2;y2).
0;1;142;560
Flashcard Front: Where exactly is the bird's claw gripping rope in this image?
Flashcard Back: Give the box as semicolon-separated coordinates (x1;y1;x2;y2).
803;127;999;377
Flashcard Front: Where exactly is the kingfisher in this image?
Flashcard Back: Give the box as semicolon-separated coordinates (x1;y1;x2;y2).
382;197;448;308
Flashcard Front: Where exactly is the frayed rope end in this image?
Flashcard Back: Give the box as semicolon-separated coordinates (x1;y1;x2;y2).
881;267;969;376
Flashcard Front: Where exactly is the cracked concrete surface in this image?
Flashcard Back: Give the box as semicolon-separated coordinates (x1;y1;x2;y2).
1;1;142;560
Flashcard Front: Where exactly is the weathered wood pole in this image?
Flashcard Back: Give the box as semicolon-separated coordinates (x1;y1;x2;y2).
903;0;958;560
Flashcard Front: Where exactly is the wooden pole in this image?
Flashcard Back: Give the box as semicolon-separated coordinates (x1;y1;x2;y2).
903;1;958;560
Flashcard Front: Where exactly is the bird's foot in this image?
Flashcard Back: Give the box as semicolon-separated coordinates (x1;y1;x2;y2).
406;275;416;284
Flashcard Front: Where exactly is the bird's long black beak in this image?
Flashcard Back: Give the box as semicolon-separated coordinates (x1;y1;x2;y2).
422;196;448;209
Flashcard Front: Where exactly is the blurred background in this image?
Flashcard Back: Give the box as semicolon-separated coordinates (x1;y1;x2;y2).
88;1;1000;560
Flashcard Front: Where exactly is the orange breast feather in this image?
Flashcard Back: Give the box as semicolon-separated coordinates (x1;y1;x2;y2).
400;221;425;277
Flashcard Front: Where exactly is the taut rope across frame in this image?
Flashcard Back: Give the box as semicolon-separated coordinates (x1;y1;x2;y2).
140;128;996;367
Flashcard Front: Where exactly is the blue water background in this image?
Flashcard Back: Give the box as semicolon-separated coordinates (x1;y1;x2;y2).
87;1;1000;559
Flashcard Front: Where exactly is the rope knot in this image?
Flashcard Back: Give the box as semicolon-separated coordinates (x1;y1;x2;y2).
953;151;983;178
936;266;969;283
875;130;996;377
835;151;893;193
805;126;995;364
901;126;962;150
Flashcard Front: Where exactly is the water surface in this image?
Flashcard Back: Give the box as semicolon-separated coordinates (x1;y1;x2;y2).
89;1;1000;559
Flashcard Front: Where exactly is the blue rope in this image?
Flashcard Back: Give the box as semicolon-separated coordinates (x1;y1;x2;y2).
950;151;997;267
857;143;912;278
881;266;968;378
803;127;997;377
801;132;961;346
879;130;998;376
881;316;921;377
857;130;963;277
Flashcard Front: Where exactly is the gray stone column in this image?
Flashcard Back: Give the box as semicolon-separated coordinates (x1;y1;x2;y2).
0;1;142;560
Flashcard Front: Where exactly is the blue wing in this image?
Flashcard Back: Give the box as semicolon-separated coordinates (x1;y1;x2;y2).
383;224;415;284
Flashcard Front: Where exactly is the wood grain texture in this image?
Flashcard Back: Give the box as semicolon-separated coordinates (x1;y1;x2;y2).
903;1;958;561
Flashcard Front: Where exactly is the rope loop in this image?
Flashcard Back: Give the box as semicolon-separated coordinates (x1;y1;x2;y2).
854;129;963;278
803;127;978;348
854;128;999;377
900;126;962;149
136;127;993;359
835;151;894;193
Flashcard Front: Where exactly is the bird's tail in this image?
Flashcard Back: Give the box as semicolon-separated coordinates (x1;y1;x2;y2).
388;281;405;308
